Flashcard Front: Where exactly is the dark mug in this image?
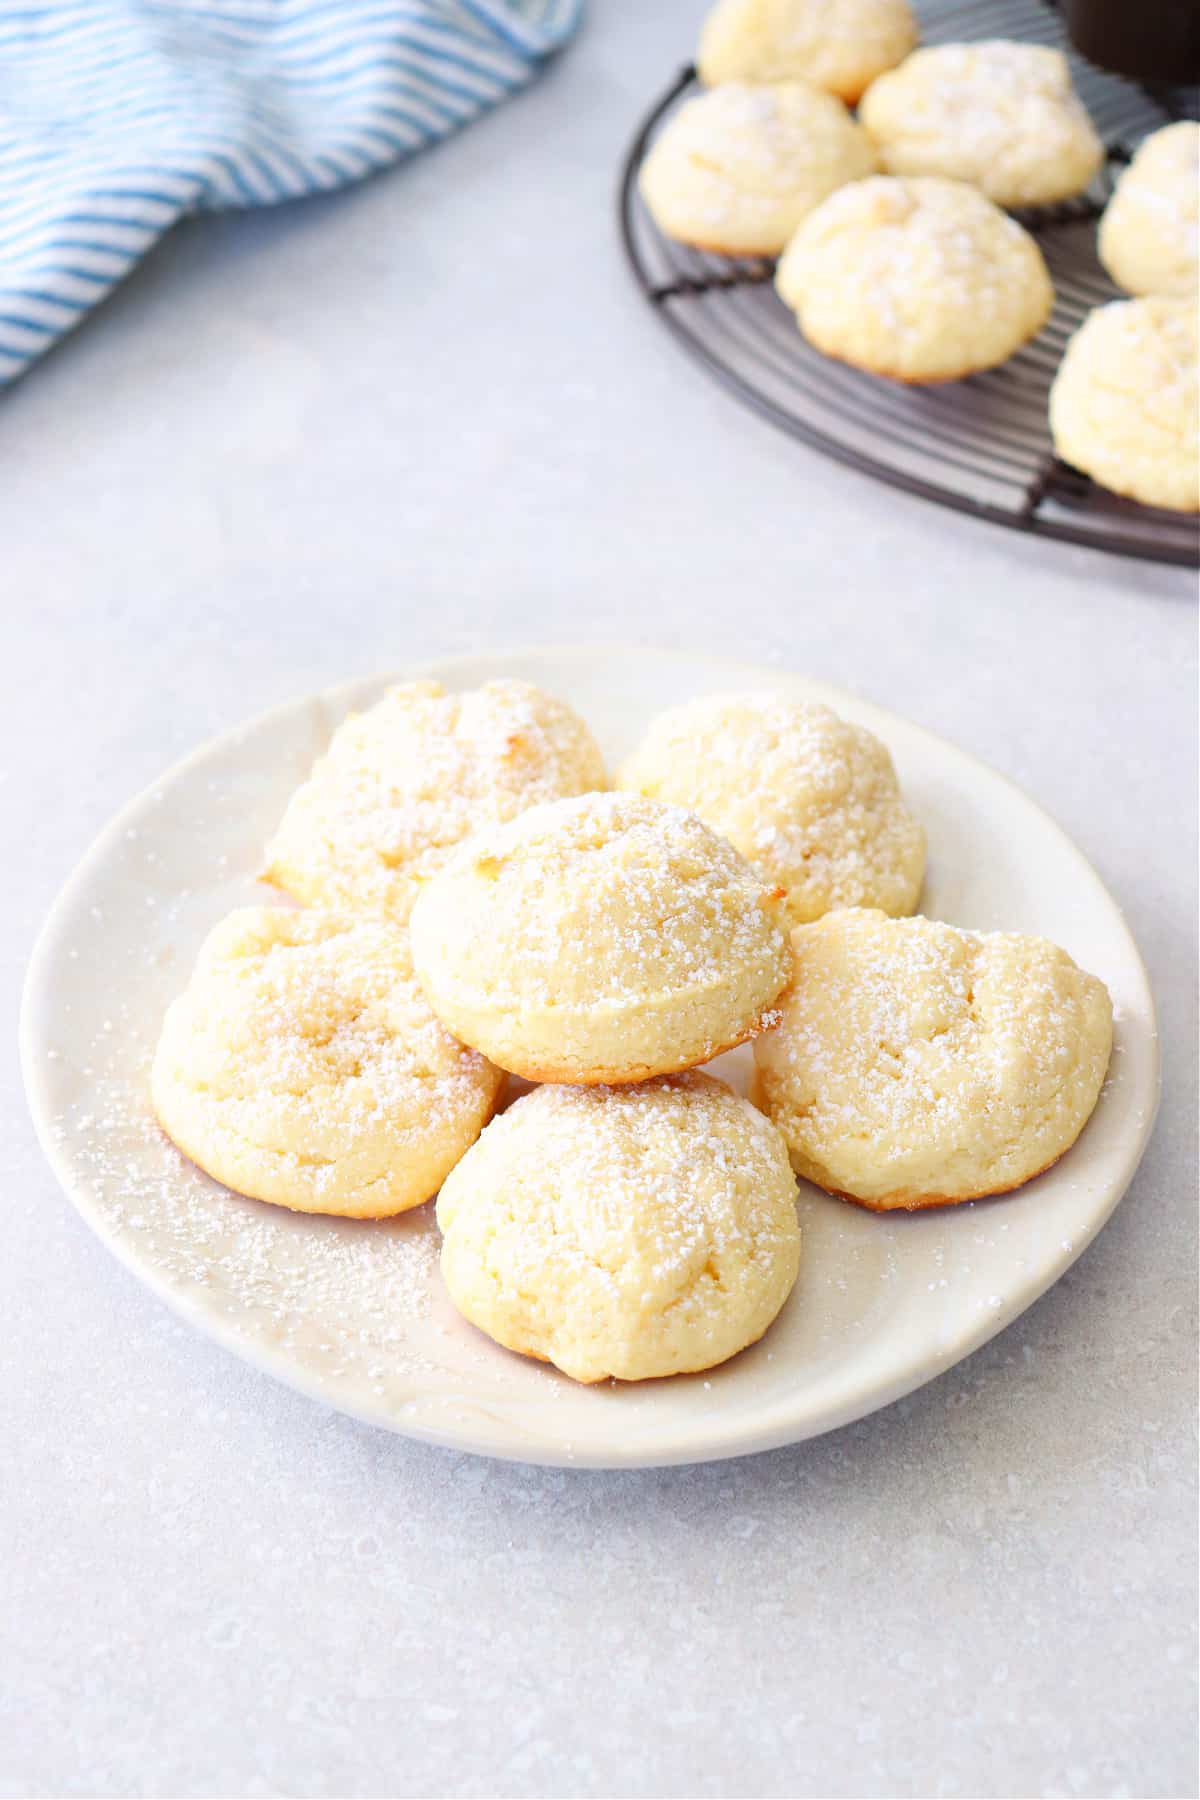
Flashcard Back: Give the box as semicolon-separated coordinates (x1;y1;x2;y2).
1064;0;1200;83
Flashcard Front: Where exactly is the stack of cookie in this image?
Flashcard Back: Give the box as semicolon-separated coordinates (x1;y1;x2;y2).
638;0;1198;511
152;679;1113;1386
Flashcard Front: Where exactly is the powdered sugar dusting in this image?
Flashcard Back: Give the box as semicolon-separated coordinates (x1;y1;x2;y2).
416;791;790;1008
640;79;874;246
776;176;1052;379
436;1074;802;1382
152;908;501;1213
618;691;924;924
446;1073;796;1281
53;1047;446;1382
860;41;1103;206
756;910;1114;1205
26;651;1152;1459
263;679;607;923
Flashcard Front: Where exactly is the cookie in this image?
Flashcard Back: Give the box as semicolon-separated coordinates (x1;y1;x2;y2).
437;1073;802;1383
263;679;606;925
409;791;792;1084
1049;296;1199;512
698;0;917;105
753;909;1113;1210
1099;122;1200;297
151;908;502;1217
639;81;875;257
618;692;924;925
859;42;1103;208
775;175;1054;382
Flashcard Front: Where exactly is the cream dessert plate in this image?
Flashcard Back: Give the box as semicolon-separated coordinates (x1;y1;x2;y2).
21;647;1159;1468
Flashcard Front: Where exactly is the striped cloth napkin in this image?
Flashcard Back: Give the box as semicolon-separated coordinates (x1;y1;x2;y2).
0;0;581;385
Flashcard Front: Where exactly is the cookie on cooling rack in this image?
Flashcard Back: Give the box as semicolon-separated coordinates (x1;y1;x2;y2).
1099;122;1200;298
262;679;606;924
698;0;917;105
151;908;503;1218
858;42;1103;209
409;791;792;1085
1049;296;1199;513
638;81;876;257
436;1073;801;1383
774;175;1054;382
618;692;924;925
753;909;1113;1211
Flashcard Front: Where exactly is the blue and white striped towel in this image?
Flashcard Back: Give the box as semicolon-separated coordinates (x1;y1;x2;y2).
0;0;581;385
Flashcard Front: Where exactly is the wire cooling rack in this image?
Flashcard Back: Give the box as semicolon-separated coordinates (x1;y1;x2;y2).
618;0;1200;567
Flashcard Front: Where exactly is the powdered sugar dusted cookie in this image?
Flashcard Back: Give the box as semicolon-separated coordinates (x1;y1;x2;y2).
859;42;1103;208
1050;296;1198;512
437;1073;801;1382
151;908;502;1217
1099;122;1200;297
699;0;917;105
409;791;792;1084
263;679;606;924
754;909;1113;1210
639;81;876;257
775;175;1053;382
618;692;924;924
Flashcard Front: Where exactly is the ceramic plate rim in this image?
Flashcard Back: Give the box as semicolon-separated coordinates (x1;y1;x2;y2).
21;644;1162;1468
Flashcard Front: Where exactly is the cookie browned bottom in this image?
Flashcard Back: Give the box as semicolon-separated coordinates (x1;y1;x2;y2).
795;1144;1077;1213
475;1310;787;1384
793;313;1052;387
494;1002;783;1087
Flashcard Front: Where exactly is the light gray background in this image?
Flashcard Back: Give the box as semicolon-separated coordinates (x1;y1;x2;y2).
6;3;1197;1796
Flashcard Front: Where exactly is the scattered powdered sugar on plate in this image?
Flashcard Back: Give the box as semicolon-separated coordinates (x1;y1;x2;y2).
23;652;1157;1464
53;1038;446;1388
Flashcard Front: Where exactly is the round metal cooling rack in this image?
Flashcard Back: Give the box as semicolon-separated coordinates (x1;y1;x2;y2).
618;0;1199;568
